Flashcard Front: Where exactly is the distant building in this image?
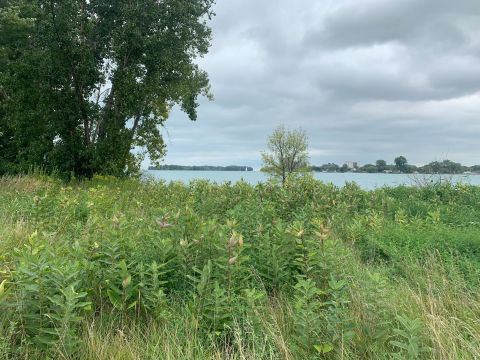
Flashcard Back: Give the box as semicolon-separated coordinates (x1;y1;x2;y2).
345;161;358;169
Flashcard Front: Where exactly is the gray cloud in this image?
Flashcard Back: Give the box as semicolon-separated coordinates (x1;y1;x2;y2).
155;0;480;168
308;0;479;49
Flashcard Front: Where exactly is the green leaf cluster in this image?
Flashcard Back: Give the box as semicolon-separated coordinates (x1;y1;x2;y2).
0;0;214;178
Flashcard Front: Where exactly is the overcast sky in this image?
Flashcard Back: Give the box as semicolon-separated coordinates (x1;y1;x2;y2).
158;0;480;168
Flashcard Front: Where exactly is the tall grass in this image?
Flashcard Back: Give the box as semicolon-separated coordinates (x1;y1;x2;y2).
0;175;478;359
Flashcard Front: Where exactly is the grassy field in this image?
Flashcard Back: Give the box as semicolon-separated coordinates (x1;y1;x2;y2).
0;175;479;359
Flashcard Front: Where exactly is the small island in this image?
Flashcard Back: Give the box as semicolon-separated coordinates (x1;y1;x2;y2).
148;164;254;171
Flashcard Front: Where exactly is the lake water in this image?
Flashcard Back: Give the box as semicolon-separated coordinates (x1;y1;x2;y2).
143;170;480;190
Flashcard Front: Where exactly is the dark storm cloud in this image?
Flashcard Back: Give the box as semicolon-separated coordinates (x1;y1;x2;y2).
156;0;480;168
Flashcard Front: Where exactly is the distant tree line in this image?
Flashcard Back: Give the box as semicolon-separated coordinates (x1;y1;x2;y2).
312;157;480;174
149;165;254;171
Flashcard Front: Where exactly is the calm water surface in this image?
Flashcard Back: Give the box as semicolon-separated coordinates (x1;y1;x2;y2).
143;170;480;190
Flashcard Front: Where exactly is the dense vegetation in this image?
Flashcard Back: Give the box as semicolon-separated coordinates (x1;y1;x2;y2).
0;0;213;179
0;175;478;359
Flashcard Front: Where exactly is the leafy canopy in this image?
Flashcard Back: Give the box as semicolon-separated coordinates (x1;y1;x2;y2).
0;0;214;178
261;125;311;184
394;156;408;173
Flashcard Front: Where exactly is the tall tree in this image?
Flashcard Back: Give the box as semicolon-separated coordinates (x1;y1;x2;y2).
376;159;387;172
0;0;214;178
394;156;408;173
261;126;311;185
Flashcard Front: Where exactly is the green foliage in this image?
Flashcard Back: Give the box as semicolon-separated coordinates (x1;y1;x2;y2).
5;231;90;355
390;314;429;359
105;260;139;313
0;176;479;358
324;277;356;345
189;260;234;335
292;277;329;354
251;221;297;293
394;156;408;173
261;125;311;185
0;0;214;178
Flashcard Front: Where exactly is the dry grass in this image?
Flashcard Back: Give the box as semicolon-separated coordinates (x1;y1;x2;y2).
80;316;287;360
406;262;480;360
0;175;49;193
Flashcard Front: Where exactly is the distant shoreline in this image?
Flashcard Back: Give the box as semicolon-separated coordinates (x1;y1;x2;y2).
146;168;479;176
148;165;254;171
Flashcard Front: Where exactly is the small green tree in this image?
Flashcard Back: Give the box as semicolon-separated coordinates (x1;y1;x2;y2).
261;126;311;185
